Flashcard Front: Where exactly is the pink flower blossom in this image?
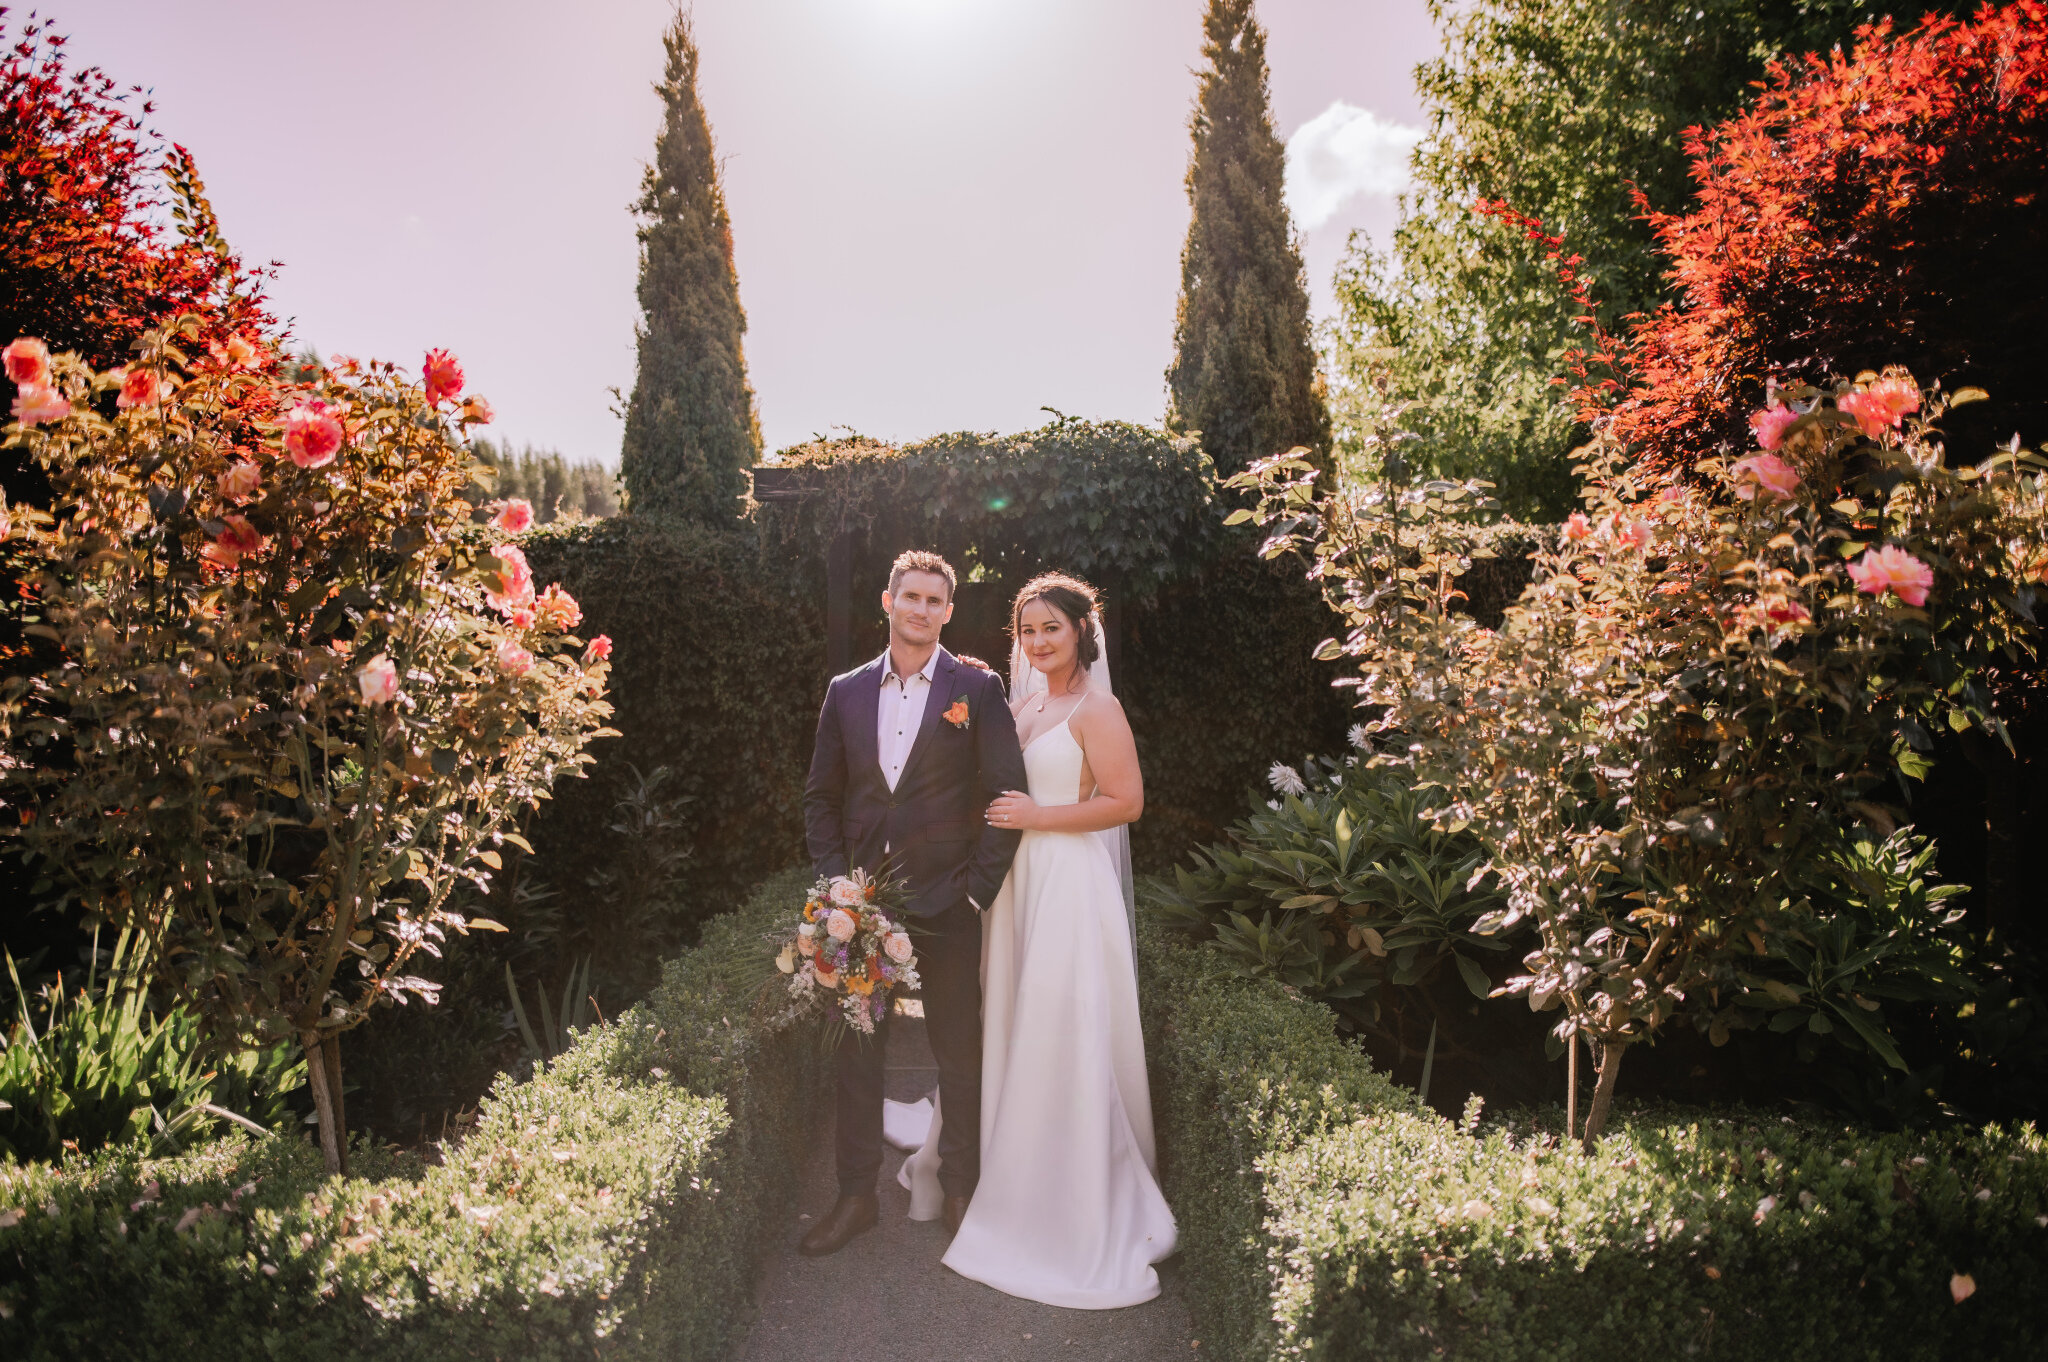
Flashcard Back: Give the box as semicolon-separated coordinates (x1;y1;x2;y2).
534;583;581;632
506;603;537;628
884;932;914;964
1617;518;1654;551
357;653;400;704
482;543;535;615
422;348;464;405
584;633;613;663
4;337;50;388
491;499;534;534
1763;598;1812;626
1847;545;1934;607
1749;404;1799;451
283;400;344;468
495;638;535;676
10;384;69;427
224;333;261;368
209;514;265;565
116;367;165;409
217;462;262;504
1565;511;1592;542
1838;377;1921;440
1731;452;1800;501
459;395;493;425
826;908;858;941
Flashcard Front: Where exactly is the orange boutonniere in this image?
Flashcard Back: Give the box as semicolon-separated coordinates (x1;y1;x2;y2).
944;696;971;729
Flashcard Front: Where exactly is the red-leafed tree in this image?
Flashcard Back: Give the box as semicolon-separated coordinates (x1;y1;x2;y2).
0;12;278;502
1597;3;2048;476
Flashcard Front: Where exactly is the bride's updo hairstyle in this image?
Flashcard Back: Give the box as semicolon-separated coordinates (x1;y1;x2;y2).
1009;572;1103;669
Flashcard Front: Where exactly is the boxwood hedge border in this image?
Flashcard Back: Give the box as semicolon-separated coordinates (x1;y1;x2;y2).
0;869;820;1361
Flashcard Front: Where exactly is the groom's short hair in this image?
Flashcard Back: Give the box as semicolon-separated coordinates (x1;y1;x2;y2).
888;550;957;601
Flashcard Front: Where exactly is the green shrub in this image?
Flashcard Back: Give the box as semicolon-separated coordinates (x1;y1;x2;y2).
1138;924;2048;1361
0;869;822;1360
1147;752;1509;1039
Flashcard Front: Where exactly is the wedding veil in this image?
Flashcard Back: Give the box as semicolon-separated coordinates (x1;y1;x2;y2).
1007;612;1138;939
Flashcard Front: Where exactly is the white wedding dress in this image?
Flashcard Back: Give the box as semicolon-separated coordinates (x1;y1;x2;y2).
890;691;1177;1309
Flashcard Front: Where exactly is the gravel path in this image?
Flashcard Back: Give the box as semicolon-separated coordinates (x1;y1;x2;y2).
729;1016;1199;1362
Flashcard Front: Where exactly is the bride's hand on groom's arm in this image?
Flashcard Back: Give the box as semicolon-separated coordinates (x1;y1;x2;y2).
986;789;1041;831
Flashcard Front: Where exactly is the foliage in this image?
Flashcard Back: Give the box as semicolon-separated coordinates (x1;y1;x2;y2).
1;931;303;1163
518;515;821;925
1140;926;2048;1362
619;10;760;522
472;438;618;522
1328;0;1943;519
1146;750;1509;1040
763;419;1219;598
1165;0;1329;480
1600;4;2048;488
504;955;593;1068
0;12;277;474
0;328;613;1170
0;869;826;1361
1230;363;2047;1142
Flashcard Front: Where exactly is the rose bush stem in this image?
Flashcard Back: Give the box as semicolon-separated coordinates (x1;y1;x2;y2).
1581;1038;1624;1152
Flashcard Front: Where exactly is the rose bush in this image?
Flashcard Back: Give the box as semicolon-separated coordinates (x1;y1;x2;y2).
1230;364;2046;1144
0;322;614;1171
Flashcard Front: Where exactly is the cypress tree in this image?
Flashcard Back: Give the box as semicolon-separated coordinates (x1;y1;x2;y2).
1167;0;1330;480
620;10;761;520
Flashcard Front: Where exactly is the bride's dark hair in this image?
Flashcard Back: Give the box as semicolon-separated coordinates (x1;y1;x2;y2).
1010;572;1102;668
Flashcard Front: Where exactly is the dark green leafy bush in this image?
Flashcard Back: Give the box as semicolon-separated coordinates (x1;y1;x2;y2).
1147;753;1508;1037
1139;924;2048;1362
0;869;821;1361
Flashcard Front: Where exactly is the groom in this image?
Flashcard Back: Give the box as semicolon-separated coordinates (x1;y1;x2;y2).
798;549;1029;1255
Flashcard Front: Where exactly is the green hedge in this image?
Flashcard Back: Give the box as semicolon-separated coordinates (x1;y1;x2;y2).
0;869;821;1360
1138;921;2048;1361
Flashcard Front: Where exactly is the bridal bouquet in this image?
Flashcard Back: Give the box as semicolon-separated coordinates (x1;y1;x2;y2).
770;869;920;1037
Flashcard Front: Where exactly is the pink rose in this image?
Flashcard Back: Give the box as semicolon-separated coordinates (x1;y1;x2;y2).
218;461;262;504
491;499;534;534
10;384;69;427
283;400;344;468
1847;545;1934;607
357;653;400;704
1617;518;1654;551
495;638;535;676
422;348;464;405
1564;511;1592;542
1749;404;1799;451
535;583;581;632
828;877;865;908
210;514;265;565
583;633;612;663
884;932;913;964
482;544;535;615
825;908;858;941
1763;598;1811;626
116;367;165;410
1838;377;1920;440
225;333;260;368
4;337;50;388
812;962;839;988
459;395;493;425
1731;452;1800;501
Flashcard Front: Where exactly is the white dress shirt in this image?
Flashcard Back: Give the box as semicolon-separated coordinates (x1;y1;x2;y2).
878;648;937;792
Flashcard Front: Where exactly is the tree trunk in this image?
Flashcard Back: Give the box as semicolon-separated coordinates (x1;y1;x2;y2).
303;1031;346;1176
1566;1032;1580;1141
1580;1039;1626;1152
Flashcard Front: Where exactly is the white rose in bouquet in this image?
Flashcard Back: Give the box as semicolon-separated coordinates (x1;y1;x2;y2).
884;931;914;964
826;908;858;941
828;876;865;908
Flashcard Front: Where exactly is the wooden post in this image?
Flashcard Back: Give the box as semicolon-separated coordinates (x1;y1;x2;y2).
826;530;852;675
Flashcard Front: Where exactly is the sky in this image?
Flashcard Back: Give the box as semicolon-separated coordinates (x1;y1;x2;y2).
59;1;1439;462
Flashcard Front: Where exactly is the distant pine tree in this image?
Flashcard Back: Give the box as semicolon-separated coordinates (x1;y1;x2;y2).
619;10;760;520
1166;0;1329;480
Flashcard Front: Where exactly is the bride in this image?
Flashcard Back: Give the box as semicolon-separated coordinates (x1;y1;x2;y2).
892;571;1176;1309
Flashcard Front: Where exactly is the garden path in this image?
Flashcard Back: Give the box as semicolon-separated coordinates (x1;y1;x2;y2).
729;1015;1199;1362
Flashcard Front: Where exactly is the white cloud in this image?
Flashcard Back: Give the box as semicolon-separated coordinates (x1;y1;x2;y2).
1284;101;1422;232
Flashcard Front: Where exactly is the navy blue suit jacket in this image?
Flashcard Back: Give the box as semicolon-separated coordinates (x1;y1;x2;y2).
803;647;1029;917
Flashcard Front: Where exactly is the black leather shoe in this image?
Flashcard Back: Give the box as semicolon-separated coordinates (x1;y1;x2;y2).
797;1193;878;1257
943;1194;970;1236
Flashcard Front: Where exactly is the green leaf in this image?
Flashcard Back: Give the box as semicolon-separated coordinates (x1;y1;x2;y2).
1453;953;1491;999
